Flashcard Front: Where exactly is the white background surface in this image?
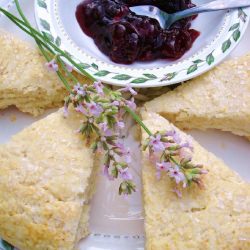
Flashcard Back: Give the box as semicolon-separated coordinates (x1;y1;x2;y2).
0;1;250;249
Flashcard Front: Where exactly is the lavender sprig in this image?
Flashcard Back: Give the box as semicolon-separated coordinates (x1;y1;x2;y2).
64;81;137;195
143;130;208;197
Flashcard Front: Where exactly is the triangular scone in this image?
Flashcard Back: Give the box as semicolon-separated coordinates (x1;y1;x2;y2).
144;54;250;138
0;108;97;250
0;32;92;116
140;111;250;250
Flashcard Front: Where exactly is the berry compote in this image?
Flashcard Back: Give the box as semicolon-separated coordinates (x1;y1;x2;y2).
76;0;199;64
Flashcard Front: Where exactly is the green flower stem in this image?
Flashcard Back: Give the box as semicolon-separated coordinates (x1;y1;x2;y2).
38;43;71;91
124;106;152;136
57;56;79;84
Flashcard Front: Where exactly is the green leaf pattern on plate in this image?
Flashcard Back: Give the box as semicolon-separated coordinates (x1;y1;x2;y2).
229;22;240;31
131;77;149;83
78;63;91;69
42;31;54;42
55;36;61;46
40;18;50;31
142;73;157;79
94;70;110;77
37;0;47;9
91;63;99;70
160;72;177;82
187;64;198;74
206;52;215;65
233;29;241;42
112;74;132;80
222;39;232;53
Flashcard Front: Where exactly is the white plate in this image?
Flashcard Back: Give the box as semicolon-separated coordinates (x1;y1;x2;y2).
0;1;250;250
34;0;250;87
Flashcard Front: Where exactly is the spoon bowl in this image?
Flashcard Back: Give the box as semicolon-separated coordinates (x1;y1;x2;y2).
131;0;250;29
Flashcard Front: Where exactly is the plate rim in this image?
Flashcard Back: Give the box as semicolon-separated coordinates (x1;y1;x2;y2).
34;0;250;87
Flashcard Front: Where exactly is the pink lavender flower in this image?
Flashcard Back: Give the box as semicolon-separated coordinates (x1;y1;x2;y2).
103;165;114;180
156;161;171;179
86;102;103;117
156;161;171;172
111;100;120;106
66;63;73;72
119;167;133;180
119;83;137;96
45;59;58;72
166;130;175;137
115;142;132;163
75;103;88;115
172;188;182;198
116;121;125;129
99;122;112;136
180;139;194;151
149;134;165;152
125;98;136;110
169;166;186;184
93;81;104;95
173;132;182;144
179;147;192;161
63;103;69;117
74;83;86;96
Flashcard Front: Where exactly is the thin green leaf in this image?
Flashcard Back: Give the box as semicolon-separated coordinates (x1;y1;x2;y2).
94;70;110;77
37;0;47;9
143;73;157;79
192;59;203;64
206;53;215;65
233;29;241;42
187;64;198;74
112;74;132;80
238;8;247;23
222;39;231;53
42;31;54;42
78;63;91;69
160;72;177;81
229;22;240;31
91;63;99;70
40;19;50;31
131;77;149;84
55;36;61;46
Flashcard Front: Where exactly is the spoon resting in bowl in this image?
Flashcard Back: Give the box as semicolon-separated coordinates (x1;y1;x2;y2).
130;0;250;29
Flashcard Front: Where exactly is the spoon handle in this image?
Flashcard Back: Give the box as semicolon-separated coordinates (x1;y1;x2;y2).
177;0;250;19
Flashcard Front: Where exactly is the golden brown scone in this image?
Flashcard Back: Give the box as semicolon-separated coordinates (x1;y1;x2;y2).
0;32;92;116
0;108;97;250
144;54;250;138
140;111;250;250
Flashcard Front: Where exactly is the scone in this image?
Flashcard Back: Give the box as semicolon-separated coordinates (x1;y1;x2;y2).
140;111;250;250
0;108;98;250
0;32;92;116
144;54;250;138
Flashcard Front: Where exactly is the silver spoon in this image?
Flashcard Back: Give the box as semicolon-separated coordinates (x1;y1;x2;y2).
130;0;250;29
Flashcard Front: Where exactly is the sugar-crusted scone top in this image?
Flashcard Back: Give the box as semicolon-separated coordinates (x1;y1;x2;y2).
0;109;94;250
0;32;92;116
140;111;250;250
144;54;250;138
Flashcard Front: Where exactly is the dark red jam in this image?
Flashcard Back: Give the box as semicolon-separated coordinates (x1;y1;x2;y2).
76;0;200;64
